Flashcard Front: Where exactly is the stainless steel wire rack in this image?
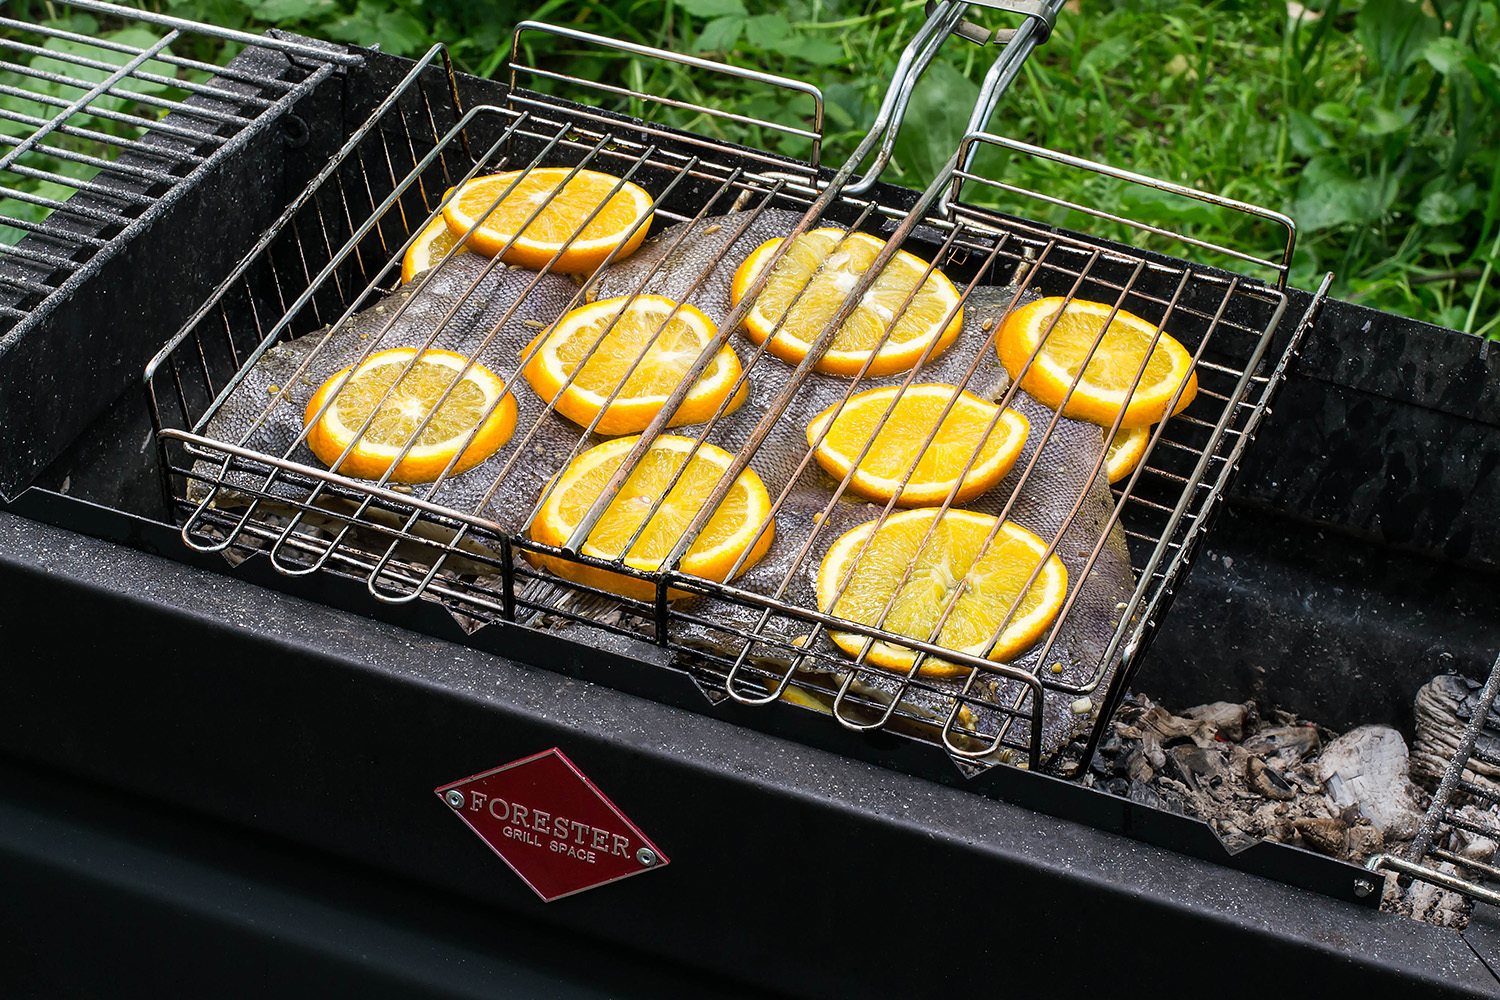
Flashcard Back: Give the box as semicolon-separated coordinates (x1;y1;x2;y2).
0;0;358;334
142;4;1328;774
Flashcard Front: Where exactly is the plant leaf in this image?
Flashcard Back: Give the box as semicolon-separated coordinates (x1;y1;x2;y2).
1287;109;1333;156
1356;0;1440;73
1422;36;1470;75
692;14;745;54
744;13;791;49
676;0;748;19
780;35;845;66
1417;189;1464;225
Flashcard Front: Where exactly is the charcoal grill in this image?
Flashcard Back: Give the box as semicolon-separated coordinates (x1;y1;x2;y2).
3;4;1500;996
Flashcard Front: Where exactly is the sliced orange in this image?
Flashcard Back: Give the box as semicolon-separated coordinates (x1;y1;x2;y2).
441;167;652;274
1105;425;1151;484
304;348;516;483
997;297;1197;428
527;435;774;602
729;229;962;376
523;295;746;435
806;384;1029;507
402;214;474;283
816;508;1067;677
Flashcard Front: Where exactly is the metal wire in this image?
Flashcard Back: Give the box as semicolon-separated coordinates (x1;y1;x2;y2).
0;1;349;336
145;12;1303;775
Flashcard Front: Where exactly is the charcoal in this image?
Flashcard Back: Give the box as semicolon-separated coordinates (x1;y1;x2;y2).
1105;777;1129;797
1411;674;1500;798
1245;756;1297;801
1344;823;1385;864
1181;701;1248;742
1293;816;1348;857
1242;725;1320;767
1127;781;1161;810
1126;747;1155;784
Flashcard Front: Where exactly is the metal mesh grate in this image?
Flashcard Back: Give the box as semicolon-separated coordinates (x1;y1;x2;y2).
0;0;358;336
144;15;1323;774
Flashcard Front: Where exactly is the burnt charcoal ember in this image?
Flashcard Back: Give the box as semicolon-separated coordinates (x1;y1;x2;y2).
1181;701;1249;742
1126;746;1155;784
1245;756;1297;801
1127;780;1161;810
1411;674;1500;799
1443;802;1500;864
1293;816;1349;857
1315;725;1425;841
1344;823;1385;864
1243;725;1321;767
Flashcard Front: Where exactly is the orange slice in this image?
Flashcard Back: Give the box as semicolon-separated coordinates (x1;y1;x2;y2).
806;384;1029;507
1105;425;1151;483
402;214;474;283
304;348;516;483
997;297;1197;428
523;295;746;435
816;508;1067;677
441;167;652;274
729;229;962;376
527;435;774;602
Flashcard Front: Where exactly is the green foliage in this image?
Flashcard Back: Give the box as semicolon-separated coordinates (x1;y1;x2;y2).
4;0;1500;333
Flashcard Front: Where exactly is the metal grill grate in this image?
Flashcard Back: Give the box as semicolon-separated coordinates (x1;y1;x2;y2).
143;9;1325;774
0;0;358;336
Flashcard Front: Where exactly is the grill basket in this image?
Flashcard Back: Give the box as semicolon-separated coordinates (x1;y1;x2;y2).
134;10;1326;777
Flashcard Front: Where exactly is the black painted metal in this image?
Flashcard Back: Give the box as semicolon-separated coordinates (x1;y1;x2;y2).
0;510;1495;999
0;37;348;500
4;30;1500;989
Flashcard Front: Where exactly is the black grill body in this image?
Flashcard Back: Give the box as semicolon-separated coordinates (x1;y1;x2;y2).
1;40;1499;999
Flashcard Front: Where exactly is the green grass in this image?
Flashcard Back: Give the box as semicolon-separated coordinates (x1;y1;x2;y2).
4;0;1499;334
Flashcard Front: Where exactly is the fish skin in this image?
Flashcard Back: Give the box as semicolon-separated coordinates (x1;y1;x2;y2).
193;252;579;515
591;208;807;324
197;214;1137;767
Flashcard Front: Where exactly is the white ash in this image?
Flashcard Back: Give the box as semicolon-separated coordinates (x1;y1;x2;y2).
1315;725;1425;841
1085;690;1500;928
1411;674;1500;800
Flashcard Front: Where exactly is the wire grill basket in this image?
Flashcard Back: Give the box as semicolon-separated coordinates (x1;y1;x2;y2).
142;11;1325;775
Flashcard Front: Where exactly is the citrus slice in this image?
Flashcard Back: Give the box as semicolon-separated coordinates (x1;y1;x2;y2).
1105;424;1151;484
527;435;775;602
304;348;516;483
441;167;652;274
806;385;1029;507
816;508;1067;677
523;295;746;435
730;229;963;376
997;297;1197;428
402;213;474;283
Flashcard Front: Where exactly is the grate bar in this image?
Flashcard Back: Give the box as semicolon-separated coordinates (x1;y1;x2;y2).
0;32;179;175
0;56;258;131
0;16;298;96
0;81;229;146
47;0;362;66
0;30;282;111
0;105;206;165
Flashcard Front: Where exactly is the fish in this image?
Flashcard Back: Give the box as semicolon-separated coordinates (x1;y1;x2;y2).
192;252;580;520
590;207;806;323
196;210;1137;765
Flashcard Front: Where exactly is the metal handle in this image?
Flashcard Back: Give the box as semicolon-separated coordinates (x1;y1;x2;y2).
508;21;825;166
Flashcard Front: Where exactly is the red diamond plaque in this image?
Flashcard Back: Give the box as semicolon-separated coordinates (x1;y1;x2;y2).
435;748;669;901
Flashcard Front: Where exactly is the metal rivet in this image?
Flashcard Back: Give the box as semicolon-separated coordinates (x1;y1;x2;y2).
445;789;465;809
636;847;658;867
1353;878;1375;898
